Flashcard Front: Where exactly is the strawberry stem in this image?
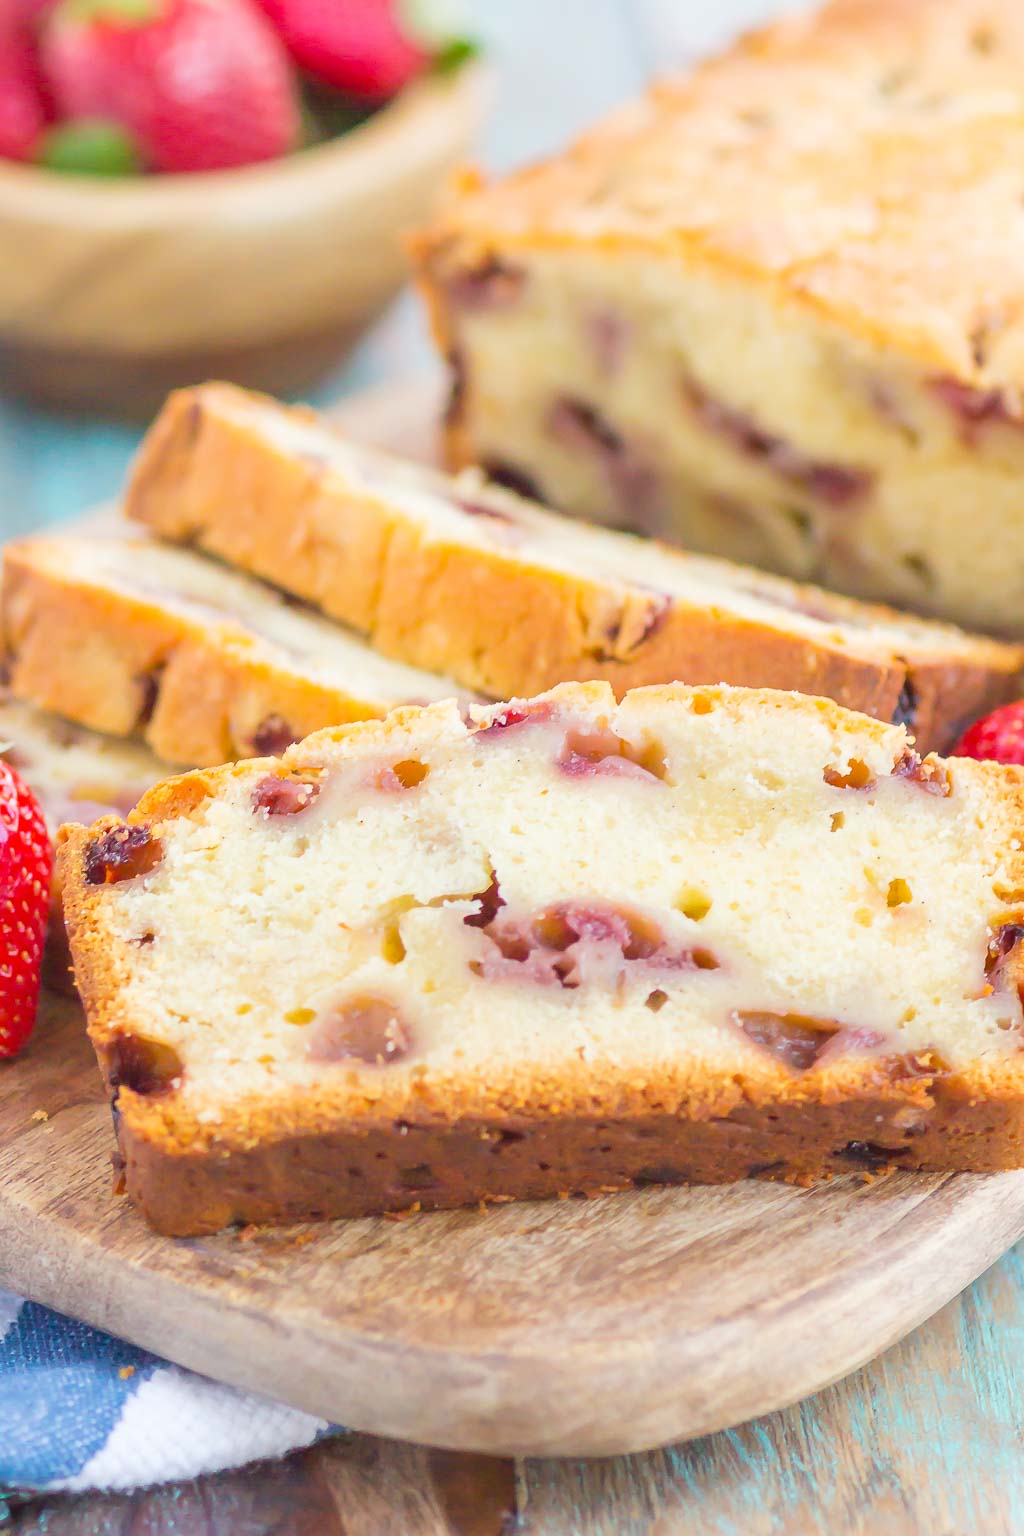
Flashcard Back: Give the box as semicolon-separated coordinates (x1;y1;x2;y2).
40;119;143;176
430;36;480;74
58;0;160;26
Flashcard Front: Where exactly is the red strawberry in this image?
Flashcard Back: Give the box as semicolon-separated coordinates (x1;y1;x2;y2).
0;0;49;160
954;701;1024;766
17;0;56;21
42;0;301;174
0;759;52;1058
257;0;429;101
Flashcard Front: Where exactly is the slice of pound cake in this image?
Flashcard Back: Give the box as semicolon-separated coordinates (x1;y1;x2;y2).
1;535;467;767
59;680;1024;1236
123;383;1024;752
413;0;1024;636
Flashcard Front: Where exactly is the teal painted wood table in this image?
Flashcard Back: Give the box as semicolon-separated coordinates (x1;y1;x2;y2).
3;2;1021;1530
7;1257;1023;1533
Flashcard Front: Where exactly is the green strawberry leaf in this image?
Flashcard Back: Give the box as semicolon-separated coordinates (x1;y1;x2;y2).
430;35;480;75
39;120;143;177
298;79;376;147
59;0;159;25
297;94;326;151
399;0;482;70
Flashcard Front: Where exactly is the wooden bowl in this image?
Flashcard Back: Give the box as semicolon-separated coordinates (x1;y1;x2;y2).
0;63;488;419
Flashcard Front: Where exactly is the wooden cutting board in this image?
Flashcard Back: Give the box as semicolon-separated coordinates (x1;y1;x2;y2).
2;378;1024;1459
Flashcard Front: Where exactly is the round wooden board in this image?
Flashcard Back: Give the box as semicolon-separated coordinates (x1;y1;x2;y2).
3;991;1024;1458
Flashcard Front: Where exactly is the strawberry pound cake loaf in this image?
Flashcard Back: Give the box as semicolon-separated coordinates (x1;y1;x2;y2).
59;681;1024;1235
414;0;1024;636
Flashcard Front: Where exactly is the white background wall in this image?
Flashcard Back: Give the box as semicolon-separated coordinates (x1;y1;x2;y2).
475;0;796;171
636;0;798;66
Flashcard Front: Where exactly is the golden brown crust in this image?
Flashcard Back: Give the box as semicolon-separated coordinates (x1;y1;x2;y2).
412;0;1024;387
56;681;1024;1234
112;1086;1024;1238
124;385;1024;753
126;385;388;636
0;536;451;768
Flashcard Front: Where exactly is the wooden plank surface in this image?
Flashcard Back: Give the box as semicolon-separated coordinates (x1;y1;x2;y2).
11;1263;1024;1536
7;1440;519;1535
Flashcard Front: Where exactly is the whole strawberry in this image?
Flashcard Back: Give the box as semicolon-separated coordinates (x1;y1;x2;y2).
0;759;52;1058
954;701;1024;766
257;0;429;101
43;0;301;174
0;0;49;161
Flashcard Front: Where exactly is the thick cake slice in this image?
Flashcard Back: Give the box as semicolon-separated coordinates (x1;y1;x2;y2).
1;535;467;767
60;680;1024;1236
413;0;1024;637
123;383;1023;752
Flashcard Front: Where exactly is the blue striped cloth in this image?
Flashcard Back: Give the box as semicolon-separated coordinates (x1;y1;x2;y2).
0;1290;332;1493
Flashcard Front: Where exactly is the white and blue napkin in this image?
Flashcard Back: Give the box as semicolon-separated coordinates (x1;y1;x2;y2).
0;1290;333;1494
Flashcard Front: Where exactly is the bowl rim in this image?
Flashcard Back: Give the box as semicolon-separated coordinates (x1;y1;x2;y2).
0;58;490;218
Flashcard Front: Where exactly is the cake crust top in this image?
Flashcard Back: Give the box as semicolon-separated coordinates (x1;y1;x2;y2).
423;0;1024;386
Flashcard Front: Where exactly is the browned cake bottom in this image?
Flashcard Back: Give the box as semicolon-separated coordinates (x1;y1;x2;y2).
114;1078;1024;1237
